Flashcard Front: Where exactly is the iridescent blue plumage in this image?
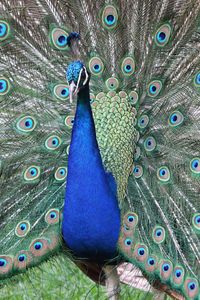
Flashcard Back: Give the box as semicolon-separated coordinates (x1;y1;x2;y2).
62;62;121;262
66;61;84;83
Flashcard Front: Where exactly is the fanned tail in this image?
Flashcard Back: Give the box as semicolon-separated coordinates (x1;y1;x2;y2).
0;1;200;300
0;0;135;280
118;0;200;299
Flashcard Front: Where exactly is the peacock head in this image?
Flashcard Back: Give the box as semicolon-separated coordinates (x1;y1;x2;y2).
66;60;90;103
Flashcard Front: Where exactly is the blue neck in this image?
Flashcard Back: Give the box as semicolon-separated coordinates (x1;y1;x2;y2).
62;84;120;262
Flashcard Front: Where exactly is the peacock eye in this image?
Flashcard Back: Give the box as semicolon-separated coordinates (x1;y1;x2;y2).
169;111;184;127
133;165;143;178
20;224;26;231
162;263;170;272
148;80;162;97
102;5;118;29
0;77;11;95
155;24;172;47
0;258;7;267
106;77;119;91
150;85;156;94
24;166;40;181
144;136;156;151
173;266;185;285
61;88;68;95
157;32;166;42
128;216;134;222
124;212;138;229
134;244;148;261
30;168;36;176
121;57;135;76
52;138;59;146
194;214;200;225
148;258;155;265
157;166;170;182
190;158;200;174
0;256;12;273
156;230;161;236
184;278;199;298
129;91;138;105
34;242;43;250
57;35;67;46
192;213;200;230
52;138;58;146
50;27;69;50
65;115;74;128
54;167;67;181
175;269;182;278
124;64;132;73
194;72;200;86
106;15;115;25
0;20;10;41
145;255;158;271
15;221;31;237
14;251;31;269
0;79;7;93
16;116;36;133
94;64;101;72
89;57;104;75
18;254;26;262
137;247;145;256
45;135;61;150
124;238;132;246
30;238;49;257
138;115;149;129
152;226;165;244
0;22;7;37
59;169;65;175
188;282;196;290
53;84;69;100
25;119;33;128
159;260;173;280
195;215;200;225
45;209;60;224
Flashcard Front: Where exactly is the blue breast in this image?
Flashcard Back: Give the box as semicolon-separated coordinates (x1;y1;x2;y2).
62;92;121;262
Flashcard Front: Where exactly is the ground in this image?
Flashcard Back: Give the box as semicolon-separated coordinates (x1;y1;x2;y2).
0;254;164;299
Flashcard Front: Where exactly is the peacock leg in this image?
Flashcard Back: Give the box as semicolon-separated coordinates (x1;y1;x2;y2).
103;265;121;300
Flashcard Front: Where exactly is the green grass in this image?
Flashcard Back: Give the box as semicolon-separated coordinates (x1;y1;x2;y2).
0;254;155;300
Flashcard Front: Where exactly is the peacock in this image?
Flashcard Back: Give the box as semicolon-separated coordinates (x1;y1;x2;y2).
0;0;200;299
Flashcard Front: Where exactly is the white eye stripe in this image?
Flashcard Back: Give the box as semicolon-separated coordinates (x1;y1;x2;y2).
83;66;89;86
74;67;89;95
75;68;83;94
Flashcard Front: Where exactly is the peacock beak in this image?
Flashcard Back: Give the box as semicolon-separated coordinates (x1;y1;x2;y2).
69;81;77;103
